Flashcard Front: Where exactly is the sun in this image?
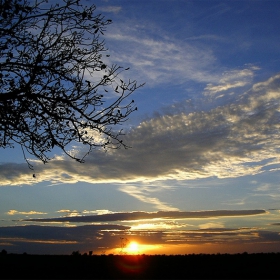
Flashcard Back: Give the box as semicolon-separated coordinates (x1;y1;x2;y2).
127;242;139;254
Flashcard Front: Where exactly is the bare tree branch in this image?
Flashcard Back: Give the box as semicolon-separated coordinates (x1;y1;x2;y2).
0;0;144;168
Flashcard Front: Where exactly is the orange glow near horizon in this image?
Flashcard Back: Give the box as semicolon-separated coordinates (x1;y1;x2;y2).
125;243;164;255
99;239;280;256
104;242;163;255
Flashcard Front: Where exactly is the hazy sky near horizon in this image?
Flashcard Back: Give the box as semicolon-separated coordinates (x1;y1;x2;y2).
1;0;280;255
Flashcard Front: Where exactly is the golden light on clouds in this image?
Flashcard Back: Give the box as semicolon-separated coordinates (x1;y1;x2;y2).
6;209;47;215
130;223;166;231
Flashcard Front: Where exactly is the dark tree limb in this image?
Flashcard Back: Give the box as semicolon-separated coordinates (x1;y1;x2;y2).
0;0;144;168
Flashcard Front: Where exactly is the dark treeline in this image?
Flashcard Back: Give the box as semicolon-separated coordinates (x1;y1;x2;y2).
1;251;280;279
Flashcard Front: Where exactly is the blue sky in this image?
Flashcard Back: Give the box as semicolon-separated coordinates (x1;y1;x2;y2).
1;0;280;255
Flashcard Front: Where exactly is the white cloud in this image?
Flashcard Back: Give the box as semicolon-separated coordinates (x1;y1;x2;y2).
204;66;260;96
57;209;72;213
56;209;80;217
82;209;115;215
6;210;47;215
56;209;115;216
1;74;280;186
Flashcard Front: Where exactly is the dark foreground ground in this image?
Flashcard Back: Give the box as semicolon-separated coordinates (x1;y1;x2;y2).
1;253;280;279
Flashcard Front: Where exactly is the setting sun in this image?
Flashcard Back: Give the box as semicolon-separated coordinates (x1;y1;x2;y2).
127;242;139;254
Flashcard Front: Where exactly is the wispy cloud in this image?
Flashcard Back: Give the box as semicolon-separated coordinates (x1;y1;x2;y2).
105;23;218;86
97;6;122;14
252;180;280;201
204;66;260;96
118;185;179;211
222;198;247;206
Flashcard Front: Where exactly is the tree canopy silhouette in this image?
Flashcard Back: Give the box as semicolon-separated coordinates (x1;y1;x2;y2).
0;0;142;168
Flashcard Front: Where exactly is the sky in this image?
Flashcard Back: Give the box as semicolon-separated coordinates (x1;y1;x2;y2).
1;0;280;255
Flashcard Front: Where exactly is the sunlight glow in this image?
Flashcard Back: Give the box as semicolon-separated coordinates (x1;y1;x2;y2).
107;243;163;255
127;242;139;253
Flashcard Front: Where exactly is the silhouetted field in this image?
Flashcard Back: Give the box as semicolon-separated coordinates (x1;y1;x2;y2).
1;252;280;279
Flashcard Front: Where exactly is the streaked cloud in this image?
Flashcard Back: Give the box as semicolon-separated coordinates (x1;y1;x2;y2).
25;210;266;223
56;209;115;216
130;221;186;231
118;185;179;211
1;221;279;255
56;209;80;217
0;224;130;239
0;224;130;254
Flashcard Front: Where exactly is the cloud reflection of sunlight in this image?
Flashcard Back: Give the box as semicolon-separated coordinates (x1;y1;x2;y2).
130;221;182;230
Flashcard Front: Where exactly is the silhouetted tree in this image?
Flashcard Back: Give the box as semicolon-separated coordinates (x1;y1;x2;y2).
119;237;129;254
0;249;7;255
71;250;81;256
0;0;142;168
